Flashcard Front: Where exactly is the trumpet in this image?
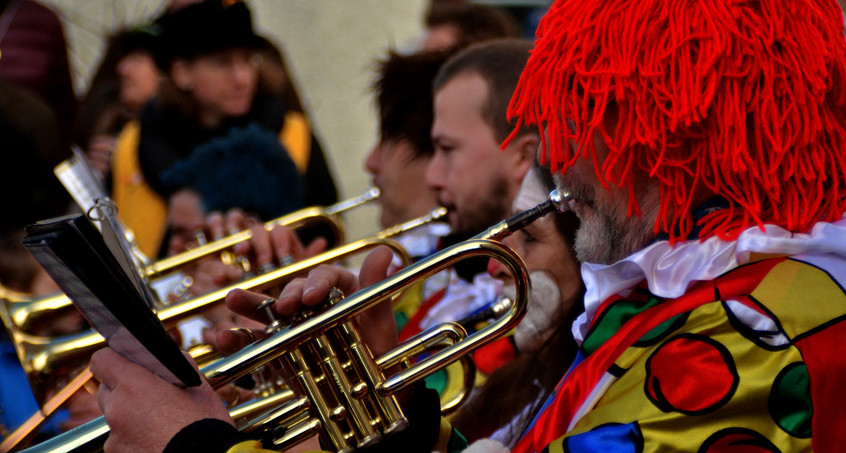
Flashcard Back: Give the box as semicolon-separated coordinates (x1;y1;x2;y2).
145;187;381;280
1;207;445;409
16;190;569;453
2;188;380;335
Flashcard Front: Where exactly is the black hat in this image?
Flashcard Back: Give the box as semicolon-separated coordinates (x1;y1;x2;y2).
153;0;263;69
110;24;159;57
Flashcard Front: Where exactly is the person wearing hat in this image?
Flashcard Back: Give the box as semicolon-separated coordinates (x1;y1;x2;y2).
110;0;337;259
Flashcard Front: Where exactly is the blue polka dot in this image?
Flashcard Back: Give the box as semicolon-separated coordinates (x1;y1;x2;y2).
563;422;644;453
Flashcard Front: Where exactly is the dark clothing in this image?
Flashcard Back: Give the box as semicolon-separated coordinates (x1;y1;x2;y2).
136;94;337;211
0;80;70;229
0;0;77;141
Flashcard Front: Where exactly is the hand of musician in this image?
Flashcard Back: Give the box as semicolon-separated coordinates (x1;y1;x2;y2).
90;348;233;453
86;134;116;177
174;208;329;297
59;388;102;431
210;209;328;268
201;304;266;354
221;246;398;358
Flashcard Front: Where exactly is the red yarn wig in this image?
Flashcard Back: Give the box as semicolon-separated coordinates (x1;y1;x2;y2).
508;0;846;242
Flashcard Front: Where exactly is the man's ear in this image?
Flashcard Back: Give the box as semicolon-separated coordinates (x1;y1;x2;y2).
170;60;193;91
505;132;540;183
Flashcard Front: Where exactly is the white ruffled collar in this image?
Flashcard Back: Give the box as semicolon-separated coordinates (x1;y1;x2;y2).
572;216;846;343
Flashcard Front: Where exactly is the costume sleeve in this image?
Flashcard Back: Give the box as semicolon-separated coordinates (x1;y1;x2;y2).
356;383;466;453
164;419;257;453
163;383;466;453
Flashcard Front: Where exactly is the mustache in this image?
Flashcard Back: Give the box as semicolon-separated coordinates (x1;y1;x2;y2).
554;173;593;208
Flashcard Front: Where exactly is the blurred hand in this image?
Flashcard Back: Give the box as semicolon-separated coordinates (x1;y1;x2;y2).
207;209;329;271
86;134;116;177
201;304;266;354
59;388;102;431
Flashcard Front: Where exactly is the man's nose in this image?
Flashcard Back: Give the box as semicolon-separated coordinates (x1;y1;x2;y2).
364;144;380;173
425;151;446;191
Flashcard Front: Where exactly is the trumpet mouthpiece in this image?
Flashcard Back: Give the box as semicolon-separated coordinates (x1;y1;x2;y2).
548;189;572;213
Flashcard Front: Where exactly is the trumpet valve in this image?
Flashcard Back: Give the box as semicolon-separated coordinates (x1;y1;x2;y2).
328;406;347;422
350;381;368;399
259;298;286;335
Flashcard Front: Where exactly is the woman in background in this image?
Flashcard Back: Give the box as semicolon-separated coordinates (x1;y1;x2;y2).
111;0;337;259
451;164;584;448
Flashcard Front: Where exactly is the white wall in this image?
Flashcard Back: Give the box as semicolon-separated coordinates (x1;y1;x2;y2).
43;0;428;240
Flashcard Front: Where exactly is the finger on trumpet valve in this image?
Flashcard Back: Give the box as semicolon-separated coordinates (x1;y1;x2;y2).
194;230;209;246
257;260;276;275
236;256;252;274
278;254;296;267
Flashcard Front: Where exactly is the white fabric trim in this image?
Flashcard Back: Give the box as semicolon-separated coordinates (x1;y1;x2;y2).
572;216;846;343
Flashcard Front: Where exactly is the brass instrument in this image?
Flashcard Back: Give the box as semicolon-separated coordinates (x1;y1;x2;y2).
0;207;445;408
145;187;381;280
2;188;380;335
15;190;568;453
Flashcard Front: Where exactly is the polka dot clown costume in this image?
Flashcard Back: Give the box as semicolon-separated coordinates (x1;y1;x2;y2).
502;0;846;451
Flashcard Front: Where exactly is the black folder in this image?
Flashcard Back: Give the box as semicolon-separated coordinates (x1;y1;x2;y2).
23;214;201;387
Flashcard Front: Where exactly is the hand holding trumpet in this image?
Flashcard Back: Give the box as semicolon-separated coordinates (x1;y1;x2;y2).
172;207;330;299
89;246;401;453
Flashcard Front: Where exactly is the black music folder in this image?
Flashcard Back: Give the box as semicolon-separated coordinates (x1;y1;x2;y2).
22;214;201;387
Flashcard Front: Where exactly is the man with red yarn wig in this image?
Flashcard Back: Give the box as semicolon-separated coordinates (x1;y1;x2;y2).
501;0;846;451
85;0;846;452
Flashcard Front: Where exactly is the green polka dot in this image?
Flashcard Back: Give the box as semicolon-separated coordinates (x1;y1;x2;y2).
425;368;448;394
582;292;666;355
769;362;812;438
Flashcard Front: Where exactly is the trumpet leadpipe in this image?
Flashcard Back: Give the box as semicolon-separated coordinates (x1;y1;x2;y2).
479;189;571;241
17;193;558;453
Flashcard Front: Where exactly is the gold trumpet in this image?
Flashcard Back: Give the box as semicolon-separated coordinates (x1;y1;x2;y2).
2;188;380;335
145;187;382;280
16;190;569;453
0;207;445;408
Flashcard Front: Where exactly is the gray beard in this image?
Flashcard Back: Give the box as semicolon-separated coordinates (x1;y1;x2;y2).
555;175;659;265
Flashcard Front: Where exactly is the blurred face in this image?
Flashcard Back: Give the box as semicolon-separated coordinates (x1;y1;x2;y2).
421;24;459;51
116;50;160;112
428;72;521;235
488;170;581;311
172;48;259;127
365;139;437;228
167;189;207;256
550;106;661;264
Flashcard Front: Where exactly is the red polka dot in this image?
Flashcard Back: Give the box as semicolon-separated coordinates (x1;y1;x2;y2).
645;334;737;414
699;428;779;452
